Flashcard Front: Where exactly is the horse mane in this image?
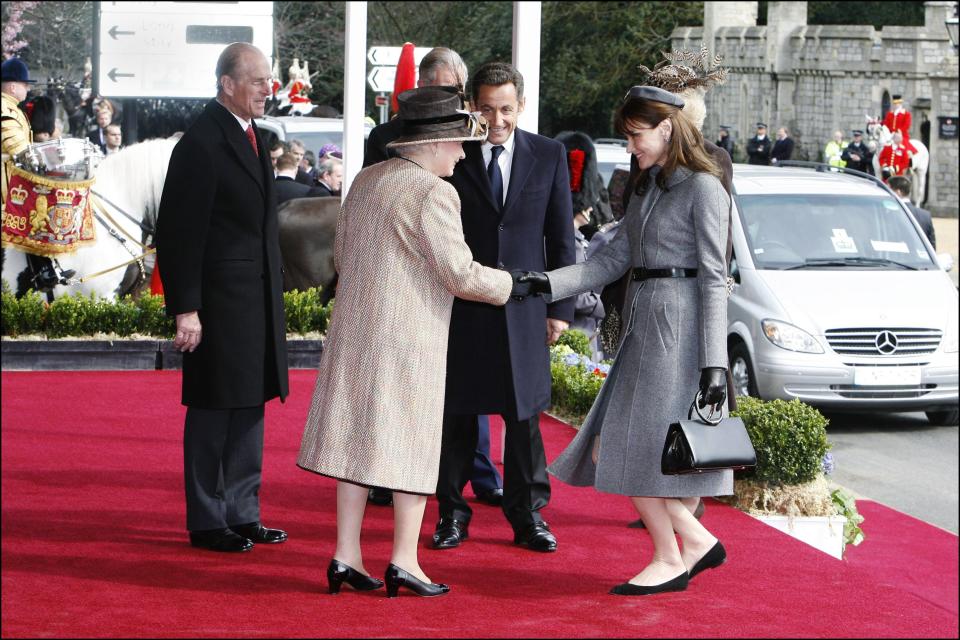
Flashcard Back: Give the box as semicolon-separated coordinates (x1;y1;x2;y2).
93;137;177;231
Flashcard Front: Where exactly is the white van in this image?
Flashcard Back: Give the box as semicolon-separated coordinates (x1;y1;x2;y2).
727;162;958;425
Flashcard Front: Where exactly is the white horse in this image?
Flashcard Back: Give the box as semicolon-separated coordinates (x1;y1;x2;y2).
2;137;177;299
865;118;929;205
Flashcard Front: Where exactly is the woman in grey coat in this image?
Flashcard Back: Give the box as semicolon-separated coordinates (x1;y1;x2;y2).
519;86;731;596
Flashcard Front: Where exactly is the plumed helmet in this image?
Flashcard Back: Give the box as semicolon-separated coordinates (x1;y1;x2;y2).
554;131;601;216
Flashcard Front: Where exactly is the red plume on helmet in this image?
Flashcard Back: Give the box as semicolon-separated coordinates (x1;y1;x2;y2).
391;42;417;114
568;149;585;193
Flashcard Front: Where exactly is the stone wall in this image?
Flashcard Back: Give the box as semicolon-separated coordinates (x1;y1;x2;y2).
672;1;959;216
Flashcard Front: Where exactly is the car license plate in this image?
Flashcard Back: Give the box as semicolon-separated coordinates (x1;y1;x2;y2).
853;366;921;386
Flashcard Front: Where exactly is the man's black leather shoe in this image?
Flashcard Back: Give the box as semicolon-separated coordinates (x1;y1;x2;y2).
189;528;253;552
513;521;557;552
475;488;504;507
231;522;288;544
431;518;469;549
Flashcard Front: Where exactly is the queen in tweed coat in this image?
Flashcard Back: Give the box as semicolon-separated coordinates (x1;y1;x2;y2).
297;157;513;495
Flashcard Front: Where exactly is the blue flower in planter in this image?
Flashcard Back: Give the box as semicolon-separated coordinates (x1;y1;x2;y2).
821;451;835;476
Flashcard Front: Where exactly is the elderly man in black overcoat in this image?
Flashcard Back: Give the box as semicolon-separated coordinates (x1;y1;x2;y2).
156;42;289;553
432;62;576;553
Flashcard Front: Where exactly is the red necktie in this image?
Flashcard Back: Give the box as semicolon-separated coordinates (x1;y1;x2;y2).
245;125;259;157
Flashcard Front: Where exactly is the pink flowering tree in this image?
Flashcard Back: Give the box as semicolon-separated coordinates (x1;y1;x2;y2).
1;1;38;59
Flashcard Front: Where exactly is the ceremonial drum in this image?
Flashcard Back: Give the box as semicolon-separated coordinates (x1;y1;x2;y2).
2;138;103;256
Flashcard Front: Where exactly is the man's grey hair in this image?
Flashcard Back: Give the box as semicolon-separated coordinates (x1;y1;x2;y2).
215;42;260;93
318;155;342;176
419;47;468;91
288;138;306;152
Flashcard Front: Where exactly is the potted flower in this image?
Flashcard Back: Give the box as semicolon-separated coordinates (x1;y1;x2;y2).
725;396;865;558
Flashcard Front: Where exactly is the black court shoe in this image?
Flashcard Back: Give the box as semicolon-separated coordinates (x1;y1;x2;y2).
609;572;689;596
384;563;450;598
327;559;384;594
687;540;727;580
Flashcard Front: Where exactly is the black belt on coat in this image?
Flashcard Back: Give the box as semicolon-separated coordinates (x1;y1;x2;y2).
631;267;698;280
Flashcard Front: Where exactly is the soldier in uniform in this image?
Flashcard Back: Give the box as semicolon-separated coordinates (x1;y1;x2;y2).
2;58;75;291
879;130;912;181
842;130;873;175
746;122;772;165
883;94;915;153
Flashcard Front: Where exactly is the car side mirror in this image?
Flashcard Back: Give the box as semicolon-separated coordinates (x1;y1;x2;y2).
730;257;741;284
937;252;954;272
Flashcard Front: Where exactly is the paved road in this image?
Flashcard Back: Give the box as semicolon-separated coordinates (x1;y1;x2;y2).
824;410;958;534
932;217;957;286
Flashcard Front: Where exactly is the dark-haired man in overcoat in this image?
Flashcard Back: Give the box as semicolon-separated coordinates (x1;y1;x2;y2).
156;42;289;553
432;61;576;554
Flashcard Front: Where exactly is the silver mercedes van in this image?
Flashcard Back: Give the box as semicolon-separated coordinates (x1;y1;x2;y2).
727;162;958;425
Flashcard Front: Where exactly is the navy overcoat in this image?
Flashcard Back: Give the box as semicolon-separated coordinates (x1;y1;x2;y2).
156;99;289;408
444;128;576;421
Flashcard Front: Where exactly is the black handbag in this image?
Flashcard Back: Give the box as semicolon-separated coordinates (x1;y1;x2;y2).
661;393;757;475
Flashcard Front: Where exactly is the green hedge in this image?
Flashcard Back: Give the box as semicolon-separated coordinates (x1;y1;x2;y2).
0;282;332;338
732;396;831;486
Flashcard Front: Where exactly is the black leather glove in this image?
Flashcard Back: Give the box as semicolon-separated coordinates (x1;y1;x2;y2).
698;367;727;408
518;271;551;295
509;270;532;300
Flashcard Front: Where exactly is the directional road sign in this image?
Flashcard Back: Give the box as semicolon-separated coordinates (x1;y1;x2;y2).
96;1;274;99
367;66;398;94
365;46;433;94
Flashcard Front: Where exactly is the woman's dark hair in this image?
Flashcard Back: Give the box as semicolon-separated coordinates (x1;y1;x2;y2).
614;95;720;193
26;95;57;136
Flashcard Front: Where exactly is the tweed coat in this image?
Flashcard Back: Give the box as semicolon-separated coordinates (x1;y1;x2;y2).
156;99;288;408
546;165;733;497
297;158;513;494
444;130;577;421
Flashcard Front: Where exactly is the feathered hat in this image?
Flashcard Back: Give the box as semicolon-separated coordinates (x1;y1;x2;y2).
637;45;727;130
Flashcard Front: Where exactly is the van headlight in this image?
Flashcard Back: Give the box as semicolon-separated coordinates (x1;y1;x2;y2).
761;319;824;353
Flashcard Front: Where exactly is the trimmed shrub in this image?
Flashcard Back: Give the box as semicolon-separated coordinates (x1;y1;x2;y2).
555;328;591;357
732;396;831;486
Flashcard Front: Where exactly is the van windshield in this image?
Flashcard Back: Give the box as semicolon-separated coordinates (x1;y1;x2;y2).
736;194;937;270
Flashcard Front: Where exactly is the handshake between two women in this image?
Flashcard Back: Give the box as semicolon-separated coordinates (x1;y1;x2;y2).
508;270;551;301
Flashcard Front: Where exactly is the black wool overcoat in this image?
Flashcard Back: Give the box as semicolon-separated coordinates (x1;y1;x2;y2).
444;129;576;421
156;99;289;408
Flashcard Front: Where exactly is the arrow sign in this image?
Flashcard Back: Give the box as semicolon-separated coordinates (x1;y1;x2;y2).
107;68;135;82
366;46;433;67
108;25;135;39
367;66;395;93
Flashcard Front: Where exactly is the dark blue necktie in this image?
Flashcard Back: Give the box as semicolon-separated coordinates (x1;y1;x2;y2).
487;145;504;209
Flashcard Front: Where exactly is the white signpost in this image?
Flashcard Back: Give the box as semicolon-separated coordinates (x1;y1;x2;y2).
365;45;432;93
96;1;274;99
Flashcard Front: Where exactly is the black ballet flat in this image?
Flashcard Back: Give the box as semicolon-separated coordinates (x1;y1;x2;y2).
385;563;450;598
326;559;384;594
609;572;689;596
688;540;727;580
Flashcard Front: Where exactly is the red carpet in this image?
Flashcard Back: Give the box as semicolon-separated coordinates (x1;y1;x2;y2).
1;370;957;638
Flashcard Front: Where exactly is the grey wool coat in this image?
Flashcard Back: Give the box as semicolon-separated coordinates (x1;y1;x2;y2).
297;158;513;494
546;164;734;498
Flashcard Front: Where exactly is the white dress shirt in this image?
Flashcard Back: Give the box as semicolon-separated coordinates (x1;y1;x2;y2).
481;131;516;206
218;99;252;132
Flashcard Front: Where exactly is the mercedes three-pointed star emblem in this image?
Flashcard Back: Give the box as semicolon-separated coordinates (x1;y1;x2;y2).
875;330;898;355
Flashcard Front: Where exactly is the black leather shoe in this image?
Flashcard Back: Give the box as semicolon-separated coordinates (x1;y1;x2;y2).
231;522;288;544
688;540;727;580
610;572;689;596
189;527;253;552
431;518;469;549
475;488;504;507
628;498;705;529
368;487;393;506
385;563;450;598
327;559;384;594
513;521;557;552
